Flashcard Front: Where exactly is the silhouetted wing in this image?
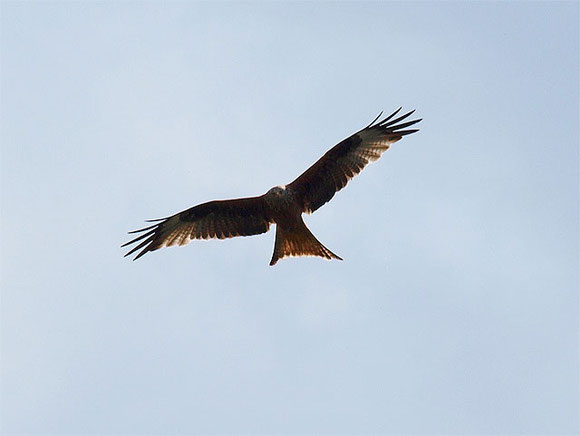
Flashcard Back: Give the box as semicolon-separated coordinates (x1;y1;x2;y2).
122;196;271;260
287;108;421;213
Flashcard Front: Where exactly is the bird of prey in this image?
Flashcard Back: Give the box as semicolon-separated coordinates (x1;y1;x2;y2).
123;108;421;265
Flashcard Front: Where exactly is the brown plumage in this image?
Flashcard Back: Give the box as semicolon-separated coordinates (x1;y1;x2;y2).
122;108;421;265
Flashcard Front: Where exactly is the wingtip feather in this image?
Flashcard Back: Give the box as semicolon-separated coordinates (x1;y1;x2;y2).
375;107;402;126
366;111;384;128
391;118;422;131
398;129;420;136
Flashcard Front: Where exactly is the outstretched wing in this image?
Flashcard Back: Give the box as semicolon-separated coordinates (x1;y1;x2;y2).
122;196;271;260
287;108;421;213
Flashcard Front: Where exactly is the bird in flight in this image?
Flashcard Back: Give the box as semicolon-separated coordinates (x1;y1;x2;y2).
123;108;421;265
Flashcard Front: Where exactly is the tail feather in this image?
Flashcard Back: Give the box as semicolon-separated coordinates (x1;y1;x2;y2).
269;219;342;266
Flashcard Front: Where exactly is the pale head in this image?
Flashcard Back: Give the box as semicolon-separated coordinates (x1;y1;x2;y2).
266;185;287;198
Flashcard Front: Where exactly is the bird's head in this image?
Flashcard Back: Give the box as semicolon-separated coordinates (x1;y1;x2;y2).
266;185;287;198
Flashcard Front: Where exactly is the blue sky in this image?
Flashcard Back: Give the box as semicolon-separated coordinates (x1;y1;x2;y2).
1;2;578;434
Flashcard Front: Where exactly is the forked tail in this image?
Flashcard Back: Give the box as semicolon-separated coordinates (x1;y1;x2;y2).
269;218;342;266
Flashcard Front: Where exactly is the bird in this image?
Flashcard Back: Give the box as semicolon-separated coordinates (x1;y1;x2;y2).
122;108;421;265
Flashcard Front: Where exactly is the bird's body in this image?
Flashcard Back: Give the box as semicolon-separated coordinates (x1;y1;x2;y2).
262;185;341;265
123;108;421;265
263;186;299;228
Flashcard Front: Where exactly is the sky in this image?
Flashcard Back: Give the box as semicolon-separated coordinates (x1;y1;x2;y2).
1;2;578;435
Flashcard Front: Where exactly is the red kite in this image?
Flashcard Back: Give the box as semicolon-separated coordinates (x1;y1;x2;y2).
123;108;421;265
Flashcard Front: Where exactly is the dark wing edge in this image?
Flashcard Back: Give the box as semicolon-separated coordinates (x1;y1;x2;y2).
122;196;271;260
287;107;421;214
